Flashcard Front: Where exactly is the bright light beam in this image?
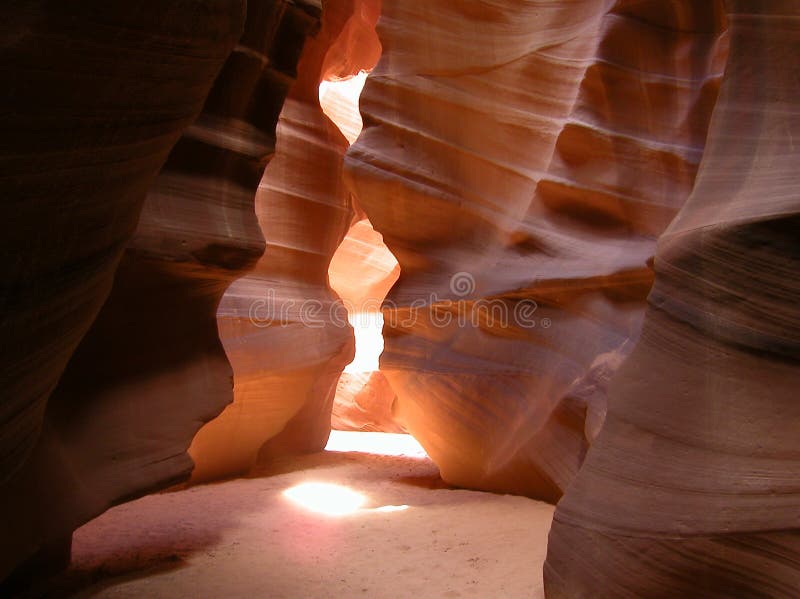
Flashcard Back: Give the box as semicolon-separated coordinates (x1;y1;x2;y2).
344;311;384;373
325;431;429;459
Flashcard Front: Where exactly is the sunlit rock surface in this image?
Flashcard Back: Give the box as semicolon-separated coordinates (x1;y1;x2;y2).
189;0;382;482
344;0;729;500
545;1;800;596
0;0;247;581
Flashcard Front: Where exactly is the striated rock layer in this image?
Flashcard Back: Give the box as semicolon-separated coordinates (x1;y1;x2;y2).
545;1;800;596
0;1;321;583
189;0;382;482
345;0;728;500
0;0;246;581
0;0;244;487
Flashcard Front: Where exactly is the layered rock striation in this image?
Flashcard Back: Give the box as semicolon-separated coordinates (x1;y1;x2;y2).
189;0;382;482
0;0;316;582
345;0;729;500
0;0;244;488
545;1;800;596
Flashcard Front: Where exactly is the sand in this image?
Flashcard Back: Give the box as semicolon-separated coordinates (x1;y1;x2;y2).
38;433;553;598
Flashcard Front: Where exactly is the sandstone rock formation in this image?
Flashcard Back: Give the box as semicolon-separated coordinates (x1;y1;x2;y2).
2;0;798;594
332;371;404;433
545;1;800;595
344;0;729;500
0;0;319;582
0;0;246;581
328;217;400;317
188;0;382;482
0;0;244;486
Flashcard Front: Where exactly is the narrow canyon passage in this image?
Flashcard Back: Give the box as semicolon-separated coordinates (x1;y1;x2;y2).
2;1;798;596
37;432;553;599
38;62;553;599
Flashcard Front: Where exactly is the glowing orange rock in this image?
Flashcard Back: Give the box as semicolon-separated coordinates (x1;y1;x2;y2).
190;0;383;481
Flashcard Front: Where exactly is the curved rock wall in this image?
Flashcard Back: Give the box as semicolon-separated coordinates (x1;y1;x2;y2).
189;0;382;482
0;1;326;583
45;0;320;498
545;1;800;596
344;0;728;500
0;0;244;487
0;0;246;581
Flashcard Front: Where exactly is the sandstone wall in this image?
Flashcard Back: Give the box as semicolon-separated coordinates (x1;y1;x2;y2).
345;0;728;500
189;0;382;482
0;1;315;582
545;1;800;595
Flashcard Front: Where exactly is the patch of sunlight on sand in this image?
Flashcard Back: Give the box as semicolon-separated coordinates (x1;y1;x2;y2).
283;482;366;516
283;481;410;517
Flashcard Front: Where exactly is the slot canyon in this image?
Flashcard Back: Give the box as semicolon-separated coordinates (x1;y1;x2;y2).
0;1;798;597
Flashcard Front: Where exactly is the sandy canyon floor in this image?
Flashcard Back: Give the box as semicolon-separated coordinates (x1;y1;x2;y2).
37;433;554;598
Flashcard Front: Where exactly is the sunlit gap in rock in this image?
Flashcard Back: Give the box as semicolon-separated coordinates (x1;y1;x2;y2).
322;68;404;443
328;220;398;376
325;430;428;459
319;70;369;144
344;311;383;373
